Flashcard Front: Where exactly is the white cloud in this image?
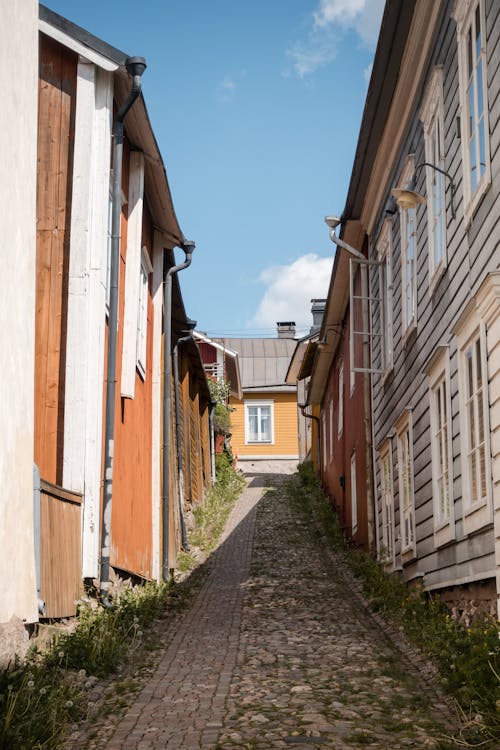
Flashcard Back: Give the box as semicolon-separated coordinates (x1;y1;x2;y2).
248;253;333;332
287;0;385;78
217;75;236;102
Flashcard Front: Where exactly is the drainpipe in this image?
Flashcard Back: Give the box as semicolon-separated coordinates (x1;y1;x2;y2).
173;319;197;551
326;223;376;553
299;404;321;471
209;400;217;483
100;57;147;604
162;241;196;581
33;464;45;616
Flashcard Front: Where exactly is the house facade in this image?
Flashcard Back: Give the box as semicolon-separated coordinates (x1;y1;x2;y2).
1;4;212;661
216;324;299;467
327;0;500;617
0;0;39;656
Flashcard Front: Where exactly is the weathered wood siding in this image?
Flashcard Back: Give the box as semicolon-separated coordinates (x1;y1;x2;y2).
369;0;500;591
321;277;371;550
110;183;154;579
230;391;299;458
35;35;77;484
40;480;82;617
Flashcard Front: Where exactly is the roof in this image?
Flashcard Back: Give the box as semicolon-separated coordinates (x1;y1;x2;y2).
285;330;319;385
39;4;184;248
193;332;243;400
216;338;297;393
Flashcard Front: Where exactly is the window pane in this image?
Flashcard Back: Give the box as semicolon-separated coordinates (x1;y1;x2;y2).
260;409;271;442
467;28;473;78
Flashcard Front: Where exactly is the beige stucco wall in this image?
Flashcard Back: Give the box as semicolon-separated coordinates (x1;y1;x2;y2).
0;0;39;626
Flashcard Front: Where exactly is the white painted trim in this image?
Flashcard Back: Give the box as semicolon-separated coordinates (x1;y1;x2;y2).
454;0;492;226
238;455;299;461
244;399;275;445
423;569;495;592
395;410;416;559
426;348;455;547
39;19;119;71
63;63;113;579
151;231;164;582
121;151;145;399
378;439;396;569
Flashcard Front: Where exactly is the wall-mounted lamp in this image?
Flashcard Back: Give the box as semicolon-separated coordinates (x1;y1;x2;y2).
391;162;456;219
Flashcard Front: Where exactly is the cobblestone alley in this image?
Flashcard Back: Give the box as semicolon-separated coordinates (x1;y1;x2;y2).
71;471;457;749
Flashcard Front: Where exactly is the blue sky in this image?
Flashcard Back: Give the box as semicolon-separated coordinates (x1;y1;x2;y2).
46;0;384;337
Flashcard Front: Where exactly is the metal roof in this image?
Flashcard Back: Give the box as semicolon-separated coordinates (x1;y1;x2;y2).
216;338;297;392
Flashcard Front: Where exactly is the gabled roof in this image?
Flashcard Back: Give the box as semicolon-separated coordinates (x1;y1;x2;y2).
217;338;297;393
193;332;243;400
39;4;184;249
285;330;320;385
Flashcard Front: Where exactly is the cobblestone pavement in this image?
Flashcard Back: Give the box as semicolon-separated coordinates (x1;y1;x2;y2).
80;473;457;749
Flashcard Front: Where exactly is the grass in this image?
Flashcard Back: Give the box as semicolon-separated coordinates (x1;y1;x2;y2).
292;461;500;749
0;454;245;749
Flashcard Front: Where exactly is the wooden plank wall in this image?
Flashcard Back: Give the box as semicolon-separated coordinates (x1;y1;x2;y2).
40;480;82;618
369;0;500;588
35;36;77;484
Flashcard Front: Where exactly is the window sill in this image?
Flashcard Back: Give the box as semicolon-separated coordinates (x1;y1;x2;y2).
429;262;447;298
401;546;416;564
463;498;492;536
463;175;491;230
402;322;417;349
433;520;455;548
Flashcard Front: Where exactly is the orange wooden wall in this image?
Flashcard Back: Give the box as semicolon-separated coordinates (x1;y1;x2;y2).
35;36;77;484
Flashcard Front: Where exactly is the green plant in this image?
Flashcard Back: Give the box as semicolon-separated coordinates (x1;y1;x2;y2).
213;402;232;435
293;463;500;748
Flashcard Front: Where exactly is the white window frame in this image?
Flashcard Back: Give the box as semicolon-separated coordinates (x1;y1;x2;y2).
337;360;344;438
245;400;275;445
351;451;358;534
377;219;393;375
420;67;448;290
425;347;455;547
329;398;334;463
378;439;395;568
397;156;418;339
454;0;491;224
136;247;152;379
456;314;492;535
396;410;416;560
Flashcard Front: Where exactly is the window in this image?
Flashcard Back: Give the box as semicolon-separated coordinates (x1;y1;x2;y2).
351;452;358;534
425;347;454;546
459;331;491;511
377;220;393;373
454;0;491;219
396;411;416;557
245;401;274;444
136;248;152;378
337;360;344;437
379;440;395;565
329;398;334;463
397;157;418;335
420;68;447;286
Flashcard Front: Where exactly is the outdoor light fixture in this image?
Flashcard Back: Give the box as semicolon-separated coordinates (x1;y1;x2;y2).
392;161;456;219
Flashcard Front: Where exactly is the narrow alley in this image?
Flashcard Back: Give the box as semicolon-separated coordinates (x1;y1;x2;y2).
69;469;455;750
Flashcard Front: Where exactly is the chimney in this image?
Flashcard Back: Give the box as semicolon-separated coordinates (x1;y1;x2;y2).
310;299;326;334
277;321;296;339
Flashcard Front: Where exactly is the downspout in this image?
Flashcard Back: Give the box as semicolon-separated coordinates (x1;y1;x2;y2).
33;464;45;616
173;320;197;551
209;400;217;483
162;241;195;581
100;57;147;604
299;404;320;471
326;224;376;553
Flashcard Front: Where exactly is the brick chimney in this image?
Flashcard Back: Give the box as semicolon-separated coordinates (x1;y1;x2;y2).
310;299;326;334
276;321;296;339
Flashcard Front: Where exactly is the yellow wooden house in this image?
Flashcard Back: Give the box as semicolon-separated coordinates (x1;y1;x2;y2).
215;324;299;467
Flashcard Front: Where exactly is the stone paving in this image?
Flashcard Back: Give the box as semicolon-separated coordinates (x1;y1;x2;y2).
70;471;458;749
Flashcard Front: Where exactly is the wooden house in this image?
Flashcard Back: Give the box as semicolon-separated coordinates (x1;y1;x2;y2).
30;6;210;617
324;0;500;618
216;324;299;468
0;0;39;660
